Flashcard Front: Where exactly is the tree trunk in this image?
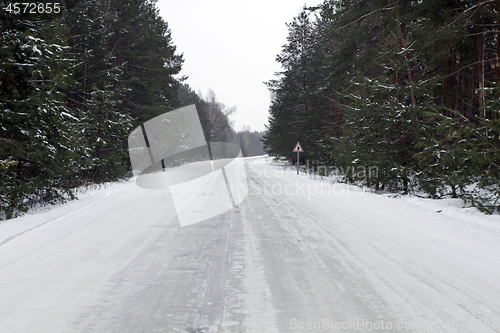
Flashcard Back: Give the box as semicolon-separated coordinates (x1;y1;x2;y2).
477;29;485;119
456;52;463;117
302;58;308;112
395;1;416;106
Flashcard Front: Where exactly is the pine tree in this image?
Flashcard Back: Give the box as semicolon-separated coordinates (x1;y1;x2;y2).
264;8;327;162
106;0;183;123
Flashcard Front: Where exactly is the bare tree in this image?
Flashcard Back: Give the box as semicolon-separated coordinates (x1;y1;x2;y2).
201;89;235;142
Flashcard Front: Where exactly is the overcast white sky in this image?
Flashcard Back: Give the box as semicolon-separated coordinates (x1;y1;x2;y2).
157;0;323;132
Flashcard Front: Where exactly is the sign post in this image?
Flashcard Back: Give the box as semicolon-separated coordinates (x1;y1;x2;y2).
292;142;304;175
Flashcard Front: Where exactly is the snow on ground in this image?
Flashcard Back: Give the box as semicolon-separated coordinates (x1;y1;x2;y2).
0;156;499;332
0;183;117;245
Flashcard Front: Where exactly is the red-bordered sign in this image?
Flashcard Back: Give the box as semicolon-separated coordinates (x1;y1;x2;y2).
292;142;304;152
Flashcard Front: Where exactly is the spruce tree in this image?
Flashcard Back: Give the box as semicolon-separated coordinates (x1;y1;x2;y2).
64;0;133;184
0;1;71;217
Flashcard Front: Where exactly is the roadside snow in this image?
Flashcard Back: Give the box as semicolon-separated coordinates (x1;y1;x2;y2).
0;182;124;246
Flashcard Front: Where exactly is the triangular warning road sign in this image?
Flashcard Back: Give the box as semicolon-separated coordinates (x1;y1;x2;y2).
292;142;304;152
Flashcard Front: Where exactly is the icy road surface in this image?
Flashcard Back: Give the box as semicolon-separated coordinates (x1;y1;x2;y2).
1;157;500;332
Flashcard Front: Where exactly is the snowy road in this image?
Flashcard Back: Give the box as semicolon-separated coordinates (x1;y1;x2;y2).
1;157;500;332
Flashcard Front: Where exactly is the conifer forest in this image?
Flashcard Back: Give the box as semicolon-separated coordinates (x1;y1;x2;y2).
264;0;500;213
1;0;500;218
0;0;255;218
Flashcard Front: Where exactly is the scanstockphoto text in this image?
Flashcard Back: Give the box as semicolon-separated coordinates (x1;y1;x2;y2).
247;162;379;199
289;317;499;331
248;179;371;199
249;162;379;181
